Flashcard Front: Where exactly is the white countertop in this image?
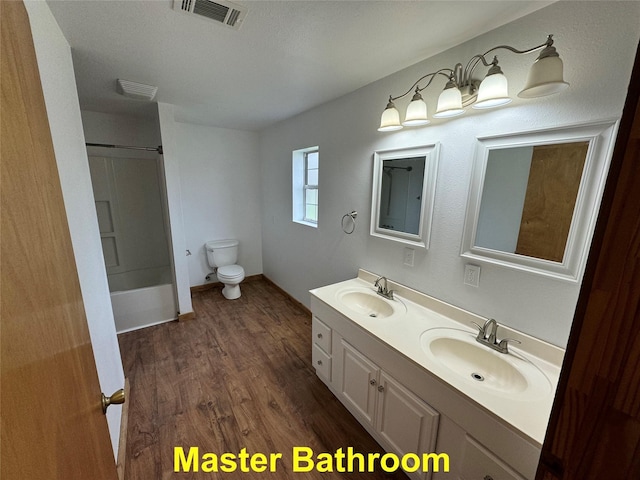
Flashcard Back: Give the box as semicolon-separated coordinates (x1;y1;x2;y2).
309;270;564;445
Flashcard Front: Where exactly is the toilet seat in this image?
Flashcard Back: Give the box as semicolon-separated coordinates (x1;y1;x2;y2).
217;264;244;282
217;264;245;300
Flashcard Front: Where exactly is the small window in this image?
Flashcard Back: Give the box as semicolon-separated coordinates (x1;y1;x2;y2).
293;146;319;227
303;150;319;223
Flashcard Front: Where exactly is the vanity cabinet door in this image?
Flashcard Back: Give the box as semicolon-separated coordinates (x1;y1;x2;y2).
459;435;526;480
376;372;440;480
340;340;380;426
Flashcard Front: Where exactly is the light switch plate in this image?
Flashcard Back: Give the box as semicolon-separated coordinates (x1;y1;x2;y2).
464;264;481;287
404;247;415;267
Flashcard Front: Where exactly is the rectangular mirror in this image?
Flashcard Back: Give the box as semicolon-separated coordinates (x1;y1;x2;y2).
371;144;440;249
461;120;618;282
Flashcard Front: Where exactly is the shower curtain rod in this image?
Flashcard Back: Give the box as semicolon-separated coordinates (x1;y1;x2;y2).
86;142;163;154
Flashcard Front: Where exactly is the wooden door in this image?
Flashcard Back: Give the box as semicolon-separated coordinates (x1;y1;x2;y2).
536;41;640;479
0;2;119;479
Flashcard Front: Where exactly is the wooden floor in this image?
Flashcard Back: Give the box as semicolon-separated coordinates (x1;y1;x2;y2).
118;278;408;479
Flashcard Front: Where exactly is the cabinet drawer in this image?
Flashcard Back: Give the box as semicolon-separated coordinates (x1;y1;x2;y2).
460;435;526;480
312;316;331;353
312;343;332;381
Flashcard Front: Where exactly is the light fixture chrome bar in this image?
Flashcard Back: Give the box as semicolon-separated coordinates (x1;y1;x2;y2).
461;35;555;86
389;69;453;102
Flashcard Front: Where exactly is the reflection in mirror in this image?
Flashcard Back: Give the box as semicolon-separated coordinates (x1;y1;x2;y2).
379;156;425;234
371;144;440;249
461;120;618;282
476;142;588;262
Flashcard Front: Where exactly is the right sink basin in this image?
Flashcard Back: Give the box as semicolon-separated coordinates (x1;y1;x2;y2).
420;327;552;400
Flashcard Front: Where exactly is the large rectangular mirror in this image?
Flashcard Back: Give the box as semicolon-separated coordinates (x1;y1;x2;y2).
461;120;618;282
371;144;440;249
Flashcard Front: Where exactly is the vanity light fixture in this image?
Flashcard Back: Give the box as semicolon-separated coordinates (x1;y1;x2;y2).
378;35;569;132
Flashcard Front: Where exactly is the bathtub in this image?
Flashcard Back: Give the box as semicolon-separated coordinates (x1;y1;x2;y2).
109;268;177;333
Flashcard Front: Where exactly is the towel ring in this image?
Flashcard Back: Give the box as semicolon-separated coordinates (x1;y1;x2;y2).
341;211;357;234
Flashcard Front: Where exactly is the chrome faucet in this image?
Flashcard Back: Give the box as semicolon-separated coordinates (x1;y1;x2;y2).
472;318;520;354
483;318;498;344
374;276;394;300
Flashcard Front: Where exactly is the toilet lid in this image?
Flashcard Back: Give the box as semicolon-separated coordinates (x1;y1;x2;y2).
218;265;244;277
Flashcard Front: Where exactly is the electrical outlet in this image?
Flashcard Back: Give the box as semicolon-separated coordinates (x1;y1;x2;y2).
464;264;481;287
403;247;415;267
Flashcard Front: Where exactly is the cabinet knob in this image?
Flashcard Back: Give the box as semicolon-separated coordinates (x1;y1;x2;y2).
317;333;323;339
369;379;376;386
484;476;494;480
377;385;385;392
317;360;322;366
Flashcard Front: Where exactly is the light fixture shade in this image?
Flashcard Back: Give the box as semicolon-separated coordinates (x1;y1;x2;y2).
434;85;464;118
518;55;569;98
473;72;512;109
378;101;402;131
403;93;430;126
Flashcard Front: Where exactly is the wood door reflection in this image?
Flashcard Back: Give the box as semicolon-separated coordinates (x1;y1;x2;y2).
515;142;589;262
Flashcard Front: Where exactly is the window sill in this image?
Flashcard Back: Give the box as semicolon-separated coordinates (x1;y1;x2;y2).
293;219;318;229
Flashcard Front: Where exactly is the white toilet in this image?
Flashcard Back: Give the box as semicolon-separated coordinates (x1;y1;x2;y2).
205;239;245;300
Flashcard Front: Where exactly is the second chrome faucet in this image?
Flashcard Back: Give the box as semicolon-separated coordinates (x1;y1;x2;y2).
472;318;521;354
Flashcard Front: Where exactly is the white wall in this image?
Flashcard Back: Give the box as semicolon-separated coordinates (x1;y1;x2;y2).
25;0;125;458
81;110;161;148
259;1;640;348
173;122;263;286
157;103;193;316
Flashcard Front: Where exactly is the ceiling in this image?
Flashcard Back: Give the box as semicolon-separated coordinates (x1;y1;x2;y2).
47;0;553;131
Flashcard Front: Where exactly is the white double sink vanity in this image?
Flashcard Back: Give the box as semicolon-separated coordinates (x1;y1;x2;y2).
309;270;564;480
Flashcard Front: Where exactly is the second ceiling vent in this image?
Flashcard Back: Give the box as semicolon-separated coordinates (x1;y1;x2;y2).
174;0;247;30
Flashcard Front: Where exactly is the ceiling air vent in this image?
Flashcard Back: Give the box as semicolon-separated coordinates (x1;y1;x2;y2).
174;0;247;30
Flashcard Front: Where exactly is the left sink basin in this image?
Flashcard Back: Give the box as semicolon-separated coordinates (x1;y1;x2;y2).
336;289;405;319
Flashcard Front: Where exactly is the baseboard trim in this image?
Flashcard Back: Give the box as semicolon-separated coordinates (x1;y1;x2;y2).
190;274;263;294
262;275;311;316
116;377;130;480
178;311;196;322
190;282;218;293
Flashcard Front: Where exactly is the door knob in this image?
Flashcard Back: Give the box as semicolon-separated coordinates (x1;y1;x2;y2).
102;388;125;414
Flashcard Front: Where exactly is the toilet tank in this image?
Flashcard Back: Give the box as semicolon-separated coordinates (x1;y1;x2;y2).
205;239;239;267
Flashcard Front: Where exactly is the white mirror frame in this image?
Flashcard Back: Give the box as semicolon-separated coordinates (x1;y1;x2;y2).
461;119;619;282
371;143;440;249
